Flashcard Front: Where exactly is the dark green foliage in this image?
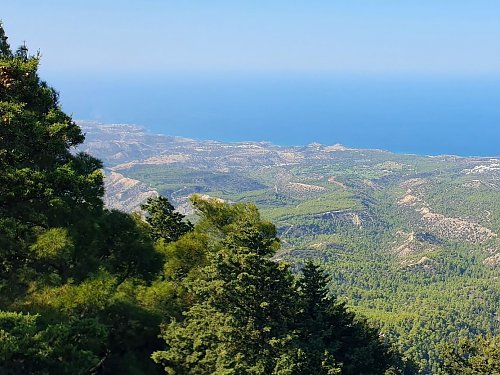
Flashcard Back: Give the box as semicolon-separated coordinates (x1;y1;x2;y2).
0;21;11;57
152;197;300;374
0;25;166;374
0;23;103;284
85;210;163;282
438;335;500;374
141;196;193;243
0;311;107;375
296;263;406;375
153;198;404;374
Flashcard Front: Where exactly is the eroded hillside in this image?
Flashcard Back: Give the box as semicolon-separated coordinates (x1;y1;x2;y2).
79;121;500;373
80;121;500;265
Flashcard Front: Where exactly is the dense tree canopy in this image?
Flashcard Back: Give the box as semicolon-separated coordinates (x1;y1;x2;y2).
1;22;496;375
438;335;500;374
0;23;164;374
0;21;104;285
296;263;405;374
152;197;406;374
141;196;193;243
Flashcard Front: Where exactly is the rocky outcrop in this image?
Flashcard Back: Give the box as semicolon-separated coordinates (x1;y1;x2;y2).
393;231;441;258
398;188;497;244
103;171;158;212
483;249;500;267
419;209;496;243
316;210;371;227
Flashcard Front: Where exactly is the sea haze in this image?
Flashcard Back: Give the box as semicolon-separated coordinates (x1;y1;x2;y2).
47;73;500;157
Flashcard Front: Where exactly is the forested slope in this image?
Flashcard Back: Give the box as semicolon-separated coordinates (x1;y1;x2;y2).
0;24;441;374
78;120;500;372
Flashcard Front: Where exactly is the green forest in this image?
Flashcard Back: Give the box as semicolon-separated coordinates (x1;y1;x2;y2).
1;24;499;374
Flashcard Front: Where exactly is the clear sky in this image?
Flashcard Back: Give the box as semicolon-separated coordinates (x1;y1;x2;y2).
3;1;500;156
3;1;500;77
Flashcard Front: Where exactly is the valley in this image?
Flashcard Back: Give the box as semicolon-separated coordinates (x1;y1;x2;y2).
80;121;500;373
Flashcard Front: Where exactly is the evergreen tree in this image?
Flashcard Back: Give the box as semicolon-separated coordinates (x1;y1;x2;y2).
439;335;500;374
141;196;193;243
0;21;11;57
0;311;107;375
152;197;301;374
296;262;404;375
296;262;341;374
153;199;406;375
0;21;104;284
0;24;165;374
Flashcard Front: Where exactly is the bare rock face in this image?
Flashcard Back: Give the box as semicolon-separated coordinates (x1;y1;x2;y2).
420;211;497;243
313;210;372;228
403;256;436;271
483;252;500;267
393;231;441;258
286;182;326;193
397;187;497;244
103;171;158;212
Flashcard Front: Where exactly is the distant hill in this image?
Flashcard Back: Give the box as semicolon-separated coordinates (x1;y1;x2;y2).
79;120;500;373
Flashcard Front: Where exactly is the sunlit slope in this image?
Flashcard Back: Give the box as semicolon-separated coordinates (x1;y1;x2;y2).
81;121;499;373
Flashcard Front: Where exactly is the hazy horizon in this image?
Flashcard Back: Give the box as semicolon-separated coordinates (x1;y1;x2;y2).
3;1;500;156
57;73;500;157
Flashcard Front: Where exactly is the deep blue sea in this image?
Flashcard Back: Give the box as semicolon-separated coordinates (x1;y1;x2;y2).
46;73;500;156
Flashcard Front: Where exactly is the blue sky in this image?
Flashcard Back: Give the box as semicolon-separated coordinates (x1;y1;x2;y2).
2;1;500;156
3;1;500;77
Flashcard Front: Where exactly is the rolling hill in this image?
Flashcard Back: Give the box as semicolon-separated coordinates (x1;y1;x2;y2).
79;121;499;373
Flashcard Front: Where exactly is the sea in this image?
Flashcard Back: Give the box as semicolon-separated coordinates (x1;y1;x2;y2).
47;73;500;157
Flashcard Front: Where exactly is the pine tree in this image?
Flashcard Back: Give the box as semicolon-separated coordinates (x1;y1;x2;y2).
0;22;104;282
152;199;408;375
439;335;500;374
152;197;301;374
0;24;165;374
296;262;404;374
0;21;11;57
141;196;193;243
296;262;341;374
